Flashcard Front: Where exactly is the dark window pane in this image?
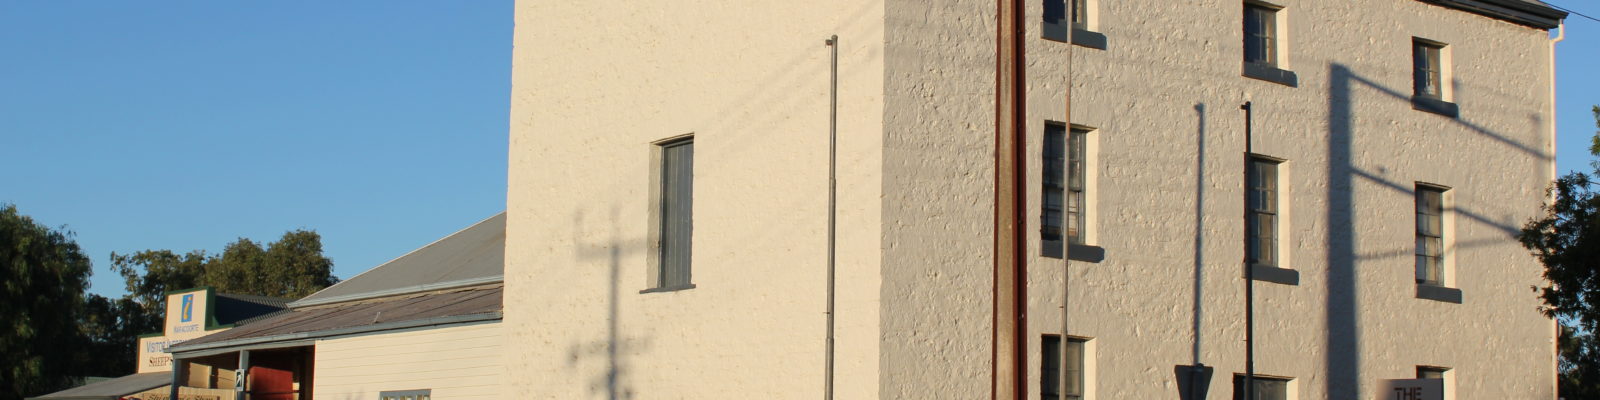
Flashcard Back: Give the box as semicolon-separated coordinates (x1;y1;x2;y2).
1247;159;1278;266
1042;336;1086;400
1042;124;1066;248
661;140;694;287
1414;186;1445;286
1064;339;1085;396
1413;42;1444;98
1243;6;1276;65
1233;375;1289;400
1044;0;1066;25
1042;336;1061;400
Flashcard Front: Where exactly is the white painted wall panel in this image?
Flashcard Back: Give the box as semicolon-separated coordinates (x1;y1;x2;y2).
312;322;503;400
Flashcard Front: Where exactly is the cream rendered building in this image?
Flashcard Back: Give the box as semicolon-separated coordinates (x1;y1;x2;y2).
505;0;1566;399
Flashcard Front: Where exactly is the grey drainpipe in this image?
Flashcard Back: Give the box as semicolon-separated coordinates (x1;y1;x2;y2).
1241;101;1255;400
823;34;839;400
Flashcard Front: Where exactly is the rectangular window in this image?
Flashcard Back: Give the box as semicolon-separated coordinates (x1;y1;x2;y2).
1042;0;1089;29
657;137;694;289
1243;4;1278;66
1415;185;1446;286
1417;366;1450;398
1247;158;1280;267
1042;335;1086;400
1043;124;1088;257
379;389;431;400
1044;0;1067;27
1232;375;1290;400
1413;40;1444;99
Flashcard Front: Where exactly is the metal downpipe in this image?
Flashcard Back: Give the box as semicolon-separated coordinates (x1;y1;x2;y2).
823;34;838;400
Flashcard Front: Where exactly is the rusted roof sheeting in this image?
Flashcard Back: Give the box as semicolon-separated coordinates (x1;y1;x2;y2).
171;285;501;350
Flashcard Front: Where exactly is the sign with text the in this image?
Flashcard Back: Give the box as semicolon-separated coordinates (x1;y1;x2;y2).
1378;379;1443;400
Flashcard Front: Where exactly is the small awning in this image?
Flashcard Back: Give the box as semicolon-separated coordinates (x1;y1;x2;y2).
28;372;169;400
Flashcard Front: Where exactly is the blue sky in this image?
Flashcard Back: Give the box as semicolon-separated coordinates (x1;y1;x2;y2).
0;1;513;297
1553;9;1600;176
0;2;1597;298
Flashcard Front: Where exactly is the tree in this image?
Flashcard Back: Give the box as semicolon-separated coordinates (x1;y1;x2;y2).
72;294;158;379
1521;106;1600;399
110;229;338;334
0;205;92;400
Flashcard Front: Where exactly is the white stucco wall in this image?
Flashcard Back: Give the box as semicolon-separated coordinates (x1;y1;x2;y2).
1012;1;1557;399
880;0;999;398
507;0;1557;398
312;322;503;400
505;0;886;398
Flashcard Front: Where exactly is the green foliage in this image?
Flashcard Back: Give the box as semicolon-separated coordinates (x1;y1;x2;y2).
0;205;92;400
1592;106;1600;163
72;294;158;378
1522;106;1600;400
111;230;338;329
1560;325;1600;397
0;205;338;399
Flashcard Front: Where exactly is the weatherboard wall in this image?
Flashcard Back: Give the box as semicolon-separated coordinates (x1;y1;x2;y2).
311;322;503;400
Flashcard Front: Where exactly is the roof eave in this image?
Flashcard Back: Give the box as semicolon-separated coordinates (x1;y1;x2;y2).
1419;0;1568;29
167;311;502;358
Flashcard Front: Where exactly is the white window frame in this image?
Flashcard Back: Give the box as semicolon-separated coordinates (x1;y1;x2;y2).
1247;156;1286;269
1411;38;1453;102
1415;183;1452;287
1232;374;1296;400
1243;2;1289;68
1043;335;1094;400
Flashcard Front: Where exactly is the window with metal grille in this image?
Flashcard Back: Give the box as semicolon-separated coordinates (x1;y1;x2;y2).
1243;4;1278;66
1042;335;1086;400
1043;124;1088;258
657;138;694;289
1247;157;1279;267
1232;375;1289;400
1416;185;1446;286
1414;40;1444;99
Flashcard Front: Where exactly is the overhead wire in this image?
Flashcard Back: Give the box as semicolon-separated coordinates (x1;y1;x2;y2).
1545;1;1600;23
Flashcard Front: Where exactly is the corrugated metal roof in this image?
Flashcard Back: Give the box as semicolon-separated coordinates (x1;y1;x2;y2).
170;285;502;352
214;293;292;326
293;212;504;306
28;372;169;400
